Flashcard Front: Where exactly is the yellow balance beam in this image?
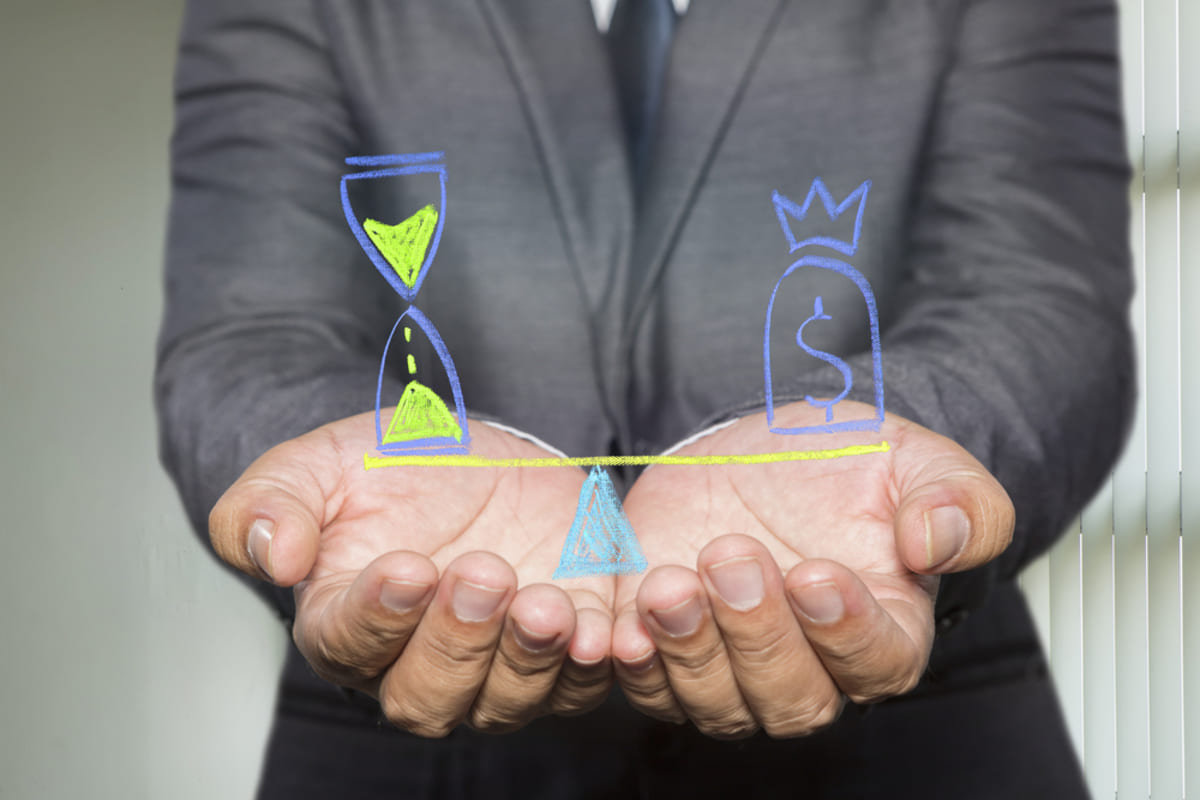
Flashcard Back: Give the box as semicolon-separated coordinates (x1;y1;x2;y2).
364;441;890;470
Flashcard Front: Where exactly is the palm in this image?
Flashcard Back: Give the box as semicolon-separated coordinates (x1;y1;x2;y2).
618;401;937;613
303;411;614;605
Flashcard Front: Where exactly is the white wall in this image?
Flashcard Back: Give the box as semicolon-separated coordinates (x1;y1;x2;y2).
0;3;286;798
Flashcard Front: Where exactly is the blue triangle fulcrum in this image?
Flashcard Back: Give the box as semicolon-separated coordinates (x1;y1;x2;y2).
553;466;647;579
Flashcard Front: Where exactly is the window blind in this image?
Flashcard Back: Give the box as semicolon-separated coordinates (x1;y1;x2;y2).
1018;1;1198;798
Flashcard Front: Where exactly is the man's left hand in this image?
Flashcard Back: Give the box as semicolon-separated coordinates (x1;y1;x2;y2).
611;400;1013;739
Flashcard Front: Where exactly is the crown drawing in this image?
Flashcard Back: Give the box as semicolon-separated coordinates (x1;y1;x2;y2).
772;178;872;257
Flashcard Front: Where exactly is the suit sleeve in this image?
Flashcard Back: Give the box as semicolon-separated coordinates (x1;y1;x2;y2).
770;0;1135;624
155;0;402;618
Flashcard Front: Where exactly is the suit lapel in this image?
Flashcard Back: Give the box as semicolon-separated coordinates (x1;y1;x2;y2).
627;0;789;324
474;0;633;318
471;0;787;434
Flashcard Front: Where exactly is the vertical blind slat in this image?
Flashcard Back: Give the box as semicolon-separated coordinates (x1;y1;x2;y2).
1112;4;1151;798
1142;2;1184;798
1178;0;1200;796
1081;480;1118;797
1051;521;1086;761
1113;4;1150;794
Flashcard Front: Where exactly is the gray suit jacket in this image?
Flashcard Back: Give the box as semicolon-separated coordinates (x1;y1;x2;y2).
157;0;1131;795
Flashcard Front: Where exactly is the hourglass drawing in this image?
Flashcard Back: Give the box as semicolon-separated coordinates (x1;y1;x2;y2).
341;152;470;456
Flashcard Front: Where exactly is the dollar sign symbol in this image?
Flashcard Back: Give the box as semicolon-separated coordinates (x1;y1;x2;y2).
796;296;853;422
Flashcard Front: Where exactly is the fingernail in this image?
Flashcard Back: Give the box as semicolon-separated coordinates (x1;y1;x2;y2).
650;596;702;637
247;519;274;580
792;581;844;625
379;579;431;613
513;622;558;653
707;557;764;611
924;506;970;569
452;579;505;622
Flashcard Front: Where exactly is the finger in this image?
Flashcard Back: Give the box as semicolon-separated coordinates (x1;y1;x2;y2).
467;583;575;732
786;558;935;704
377;551;516;738
549;588;615;716
208;433;338;586
636;566;758;740
612;607;686;724
291;550;437;690
892;436;1015;574
697;536;845;738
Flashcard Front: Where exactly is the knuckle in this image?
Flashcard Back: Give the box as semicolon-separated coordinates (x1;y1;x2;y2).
423;630;497;676
668;637;729;675
305;631;378;686
979;490;1016;561
764;691;844;739
996;505;1016;554
826;631;927;704
725;623;794;669
896;666;924;695
810;692;844;729
467;703;531;734
551;692;608;718
553;669;614;716
206;502;241;566
617;686;678;722
304;656;349;686
495;647;557;681
847;666;923;704
697;710;759;741
380;695;454;739
828;625;880;666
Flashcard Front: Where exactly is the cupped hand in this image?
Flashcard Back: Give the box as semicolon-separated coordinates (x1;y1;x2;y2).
209;411;615;736
611;400;1013;739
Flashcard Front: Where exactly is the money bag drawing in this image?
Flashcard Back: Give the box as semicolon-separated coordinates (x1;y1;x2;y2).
763;178;884;435
340;152;471;456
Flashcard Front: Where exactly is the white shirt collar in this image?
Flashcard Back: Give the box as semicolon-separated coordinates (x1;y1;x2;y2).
591;0;689;33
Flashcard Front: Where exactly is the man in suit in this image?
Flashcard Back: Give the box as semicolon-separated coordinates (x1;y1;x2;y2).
157;0;1133;796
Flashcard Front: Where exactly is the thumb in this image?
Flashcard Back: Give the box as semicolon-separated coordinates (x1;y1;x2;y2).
892;432;1015;576
208;435;333;586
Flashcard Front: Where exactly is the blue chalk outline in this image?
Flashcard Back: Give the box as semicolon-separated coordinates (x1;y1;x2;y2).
341;158;447;302
772;178;871;257
553;466;648;579
763;255;884;434
345;152;445;167
375;306;471;455
796;296;855;422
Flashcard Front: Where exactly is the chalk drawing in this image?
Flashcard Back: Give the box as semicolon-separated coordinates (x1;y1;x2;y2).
341;154;471;455
553;467;648;578
764;179;884;434
342;157;891;580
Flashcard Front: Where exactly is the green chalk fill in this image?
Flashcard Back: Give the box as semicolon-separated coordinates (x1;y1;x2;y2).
383;380;463;444
364;204;439;289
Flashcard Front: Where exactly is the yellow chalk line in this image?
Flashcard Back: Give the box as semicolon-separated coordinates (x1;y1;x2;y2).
364;441;890;469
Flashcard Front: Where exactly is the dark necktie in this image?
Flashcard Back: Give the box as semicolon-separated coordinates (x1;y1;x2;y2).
606;0;676;187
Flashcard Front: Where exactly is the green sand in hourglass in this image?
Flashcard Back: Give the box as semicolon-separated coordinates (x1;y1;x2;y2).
367;205;462;445
364;204;439;290
384;326;463;445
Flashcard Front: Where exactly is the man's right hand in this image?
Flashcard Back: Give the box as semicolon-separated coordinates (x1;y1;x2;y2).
209;411;615;736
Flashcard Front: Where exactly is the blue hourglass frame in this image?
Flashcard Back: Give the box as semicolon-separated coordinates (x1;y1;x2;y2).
340;152;471;456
